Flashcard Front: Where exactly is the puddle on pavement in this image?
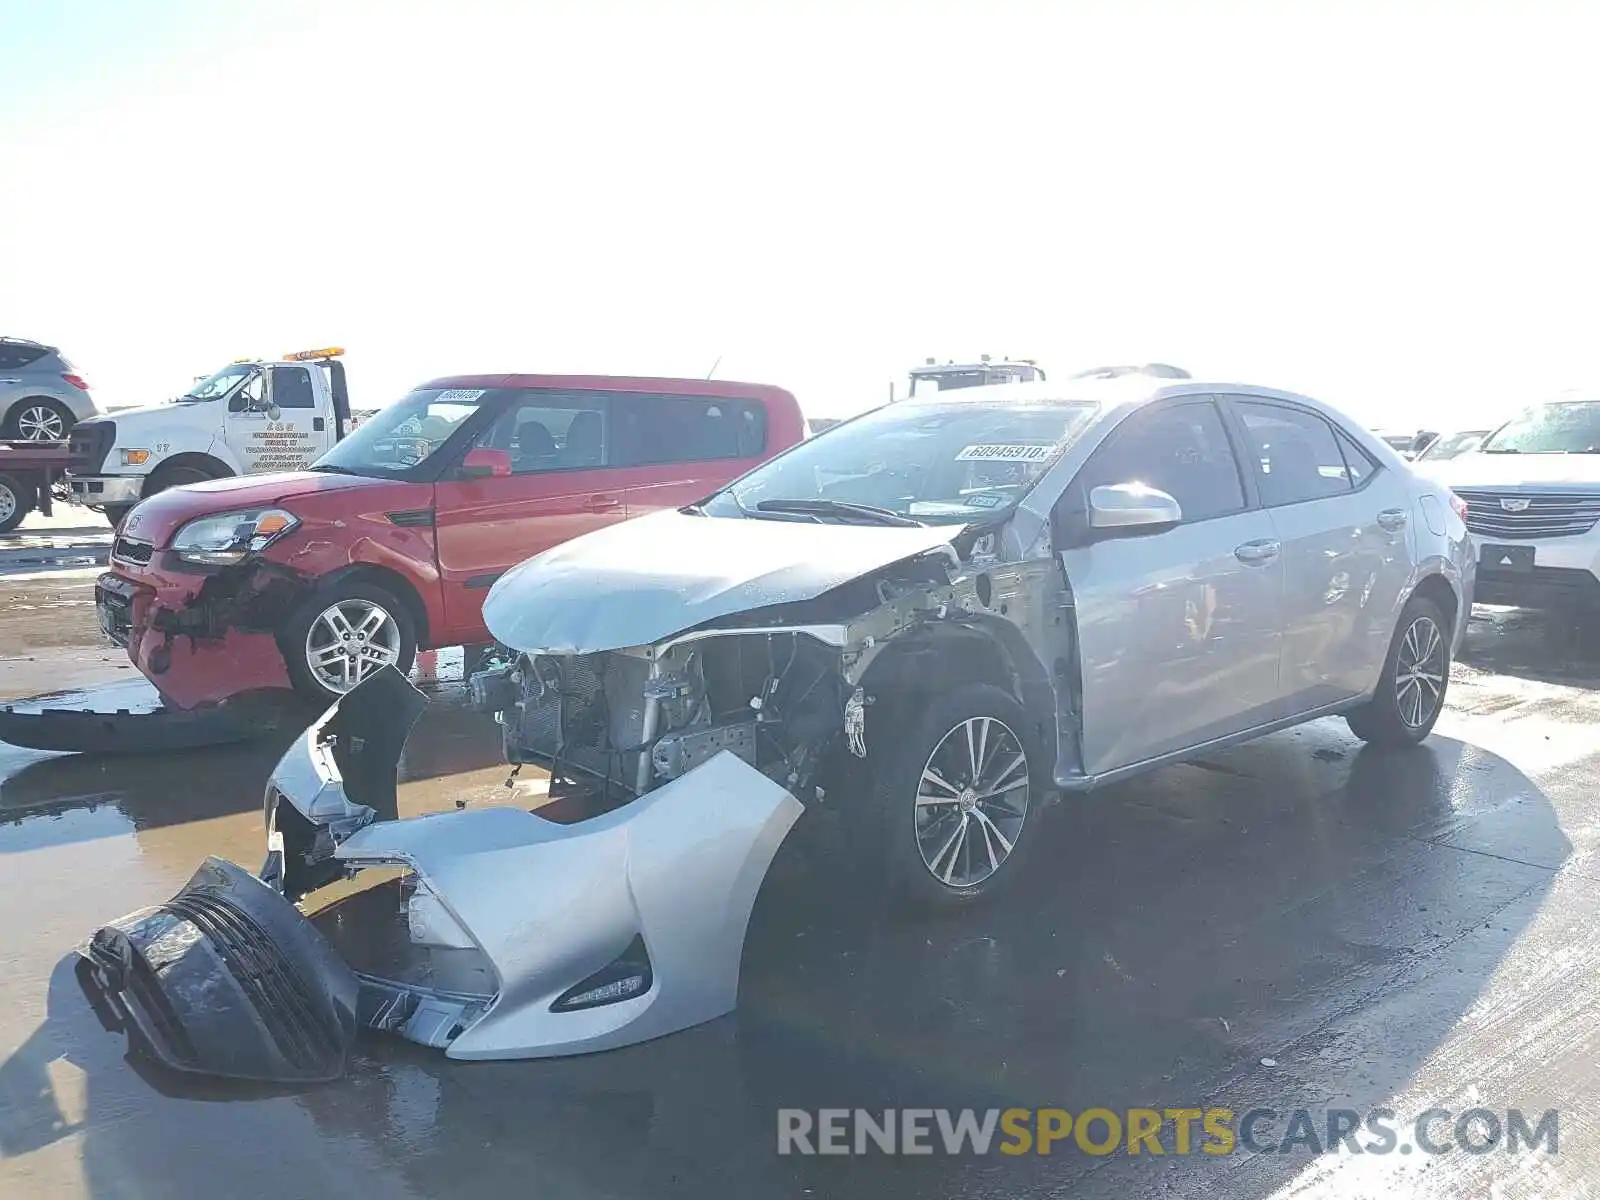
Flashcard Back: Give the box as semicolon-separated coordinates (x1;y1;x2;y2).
0;611;1595;1199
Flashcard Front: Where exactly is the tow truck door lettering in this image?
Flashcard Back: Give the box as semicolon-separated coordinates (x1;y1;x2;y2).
224;366;329;474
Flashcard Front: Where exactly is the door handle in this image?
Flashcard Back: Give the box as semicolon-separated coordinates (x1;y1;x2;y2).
1234;539;1281;564
586;493;623;511
0;378;18;385
1377;508;1408;531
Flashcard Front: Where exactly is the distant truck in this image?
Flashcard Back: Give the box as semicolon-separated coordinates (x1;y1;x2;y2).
901;356;1047;400
66;348;354;526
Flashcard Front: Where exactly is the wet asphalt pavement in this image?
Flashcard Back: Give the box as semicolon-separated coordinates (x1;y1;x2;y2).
2;576;1600;1198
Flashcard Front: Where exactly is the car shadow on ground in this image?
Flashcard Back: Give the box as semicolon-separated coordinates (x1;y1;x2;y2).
0;719;1567;1200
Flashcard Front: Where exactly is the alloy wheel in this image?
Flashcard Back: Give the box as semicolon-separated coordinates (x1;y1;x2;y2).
16;405;65;441
0;483;16;524
1395;615;1445;728
304;599;402;693
914;716;1030;889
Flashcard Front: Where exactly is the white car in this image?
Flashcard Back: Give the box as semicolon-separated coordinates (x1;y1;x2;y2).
1415;396;1600;613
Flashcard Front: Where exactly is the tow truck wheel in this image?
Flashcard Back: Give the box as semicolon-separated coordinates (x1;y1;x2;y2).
0;473;31;533
280;580;418;702
861;682;1043;911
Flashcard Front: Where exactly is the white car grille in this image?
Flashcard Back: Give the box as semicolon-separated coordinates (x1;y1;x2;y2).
1453;489;1600;540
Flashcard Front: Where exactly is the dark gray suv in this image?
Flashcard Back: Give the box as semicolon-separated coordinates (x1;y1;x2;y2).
0;337;100;440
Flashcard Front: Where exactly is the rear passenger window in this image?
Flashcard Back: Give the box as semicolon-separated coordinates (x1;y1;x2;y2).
0;342;49;370
1234;400;1353;505
1334;427;1378;488
615;395;767;466
270;365;316;409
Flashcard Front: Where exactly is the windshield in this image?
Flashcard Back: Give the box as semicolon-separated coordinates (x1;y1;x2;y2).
180;364;257;403
313;386;496;475
1417;430;1489;461
1479;402;1600;454
701;399;1100;525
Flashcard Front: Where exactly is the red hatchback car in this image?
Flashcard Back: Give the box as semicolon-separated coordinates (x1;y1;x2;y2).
98;374;805;706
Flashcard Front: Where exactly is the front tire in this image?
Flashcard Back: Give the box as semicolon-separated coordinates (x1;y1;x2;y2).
279;580;418;703
1345;595;1451;747
859;682;1043;911
145;461;225;499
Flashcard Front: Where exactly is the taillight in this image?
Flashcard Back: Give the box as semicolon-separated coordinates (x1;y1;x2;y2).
1448;491;1469;521
62;373;90;391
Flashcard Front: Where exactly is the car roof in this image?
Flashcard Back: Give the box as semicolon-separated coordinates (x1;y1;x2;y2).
892;375;1328;413
415;373;799;406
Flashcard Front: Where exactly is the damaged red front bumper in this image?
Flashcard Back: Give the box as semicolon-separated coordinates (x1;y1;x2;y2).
97;556;294;710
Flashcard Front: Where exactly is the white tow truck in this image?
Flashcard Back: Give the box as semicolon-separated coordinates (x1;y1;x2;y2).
66;347;355;525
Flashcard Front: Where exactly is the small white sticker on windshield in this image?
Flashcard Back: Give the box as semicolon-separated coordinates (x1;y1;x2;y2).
434;388;486;403
955;443;1056;462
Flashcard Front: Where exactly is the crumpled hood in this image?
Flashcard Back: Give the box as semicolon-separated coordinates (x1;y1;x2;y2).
483;508;962;654
120;471;387;547
1415;451;1600;489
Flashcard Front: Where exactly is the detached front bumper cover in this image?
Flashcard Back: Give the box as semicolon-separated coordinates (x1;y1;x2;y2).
78;668;804;1082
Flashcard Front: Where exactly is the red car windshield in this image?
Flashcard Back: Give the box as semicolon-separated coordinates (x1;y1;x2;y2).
314;387;497;475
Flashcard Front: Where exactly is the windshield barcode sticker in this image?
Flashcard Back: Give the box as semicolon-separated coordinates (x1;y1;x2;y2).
955;443;1056;462
434;388;486;403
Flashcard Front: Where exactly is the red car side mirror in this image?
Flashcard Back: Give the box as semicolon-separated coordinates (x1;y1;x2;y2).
460;447;512;479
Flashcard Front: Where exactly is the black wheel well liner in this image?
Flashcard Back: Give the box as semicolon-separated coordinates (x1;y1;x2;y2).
858;619;1057;761
1408;572;1459;633
319;562;432;647
146;453;233;491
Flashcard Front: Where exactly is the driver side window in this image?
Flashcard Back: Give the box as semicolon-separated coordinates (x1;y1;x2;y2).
232;372;264;411
1072;400;1246;524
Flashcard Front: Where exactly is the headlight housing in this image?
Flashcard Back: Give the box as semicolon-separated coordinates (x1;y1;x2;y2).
171;508;299;565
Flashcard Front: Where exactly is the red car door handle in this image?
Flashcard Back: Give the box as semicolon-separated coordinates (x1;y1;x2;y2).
587;494;623;510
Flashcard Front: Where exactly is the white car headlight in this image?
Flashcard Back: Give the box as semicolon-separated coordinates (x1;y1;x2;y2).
171;508;300;565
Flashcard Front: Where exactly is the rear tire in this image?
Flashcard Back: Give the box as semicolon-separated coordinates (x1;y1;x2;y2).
854;682;1044;912
3;397;74;441
1345;595;1451;747
0;473;32;533
279;579;418;704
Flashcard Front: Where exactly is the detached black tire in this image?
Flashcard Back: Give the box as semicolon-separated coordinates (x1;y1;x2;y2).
278;579;418;704
1345;595;1451;748
858;682;1044;912
0;473;32;533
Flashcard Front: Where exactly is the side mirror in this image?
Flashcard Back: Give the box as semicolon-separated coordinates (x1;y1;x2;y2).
1087;482;1182;538
459;447;512;479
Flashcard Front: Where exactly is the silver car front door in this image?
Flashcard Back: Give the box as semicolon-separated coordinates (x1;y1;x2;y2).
1058;398;1284;777
1228;399;1416;711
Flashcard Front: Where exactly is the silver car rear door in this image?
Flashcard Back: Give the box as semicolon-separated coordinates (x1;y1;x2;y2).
1224;397;1415;711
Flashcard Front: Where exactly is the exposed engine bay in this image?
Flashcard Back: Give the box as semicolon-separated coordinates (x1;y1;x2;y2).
467;532;1057;812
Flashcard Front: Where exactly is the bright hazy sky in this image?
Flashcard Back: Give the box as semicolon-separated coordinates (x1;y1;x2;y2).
3;0;1599;430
